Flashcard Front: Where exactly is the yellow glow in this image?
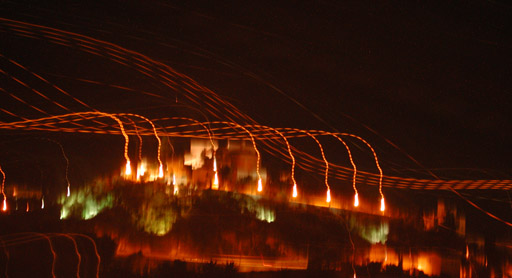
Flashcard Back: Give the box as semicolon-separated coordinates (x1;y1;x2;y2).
213;157;217;172
354;193;359;207
125;160;132;175
213;172;219;190
158;164;164;178
326;189;331;203
292;183;298;198
380;197;385;211
136;161;146;180
257;178;263;192
2;199;6;211
172;173;176;185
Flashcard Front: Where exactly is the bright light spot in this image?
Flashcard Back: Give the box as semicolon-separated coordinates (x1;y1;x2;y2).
380;197;385;211
213;157;217;172
2;199;6;211
255;207;275;223
212;172;219;190
26;202;29;212
354;193;359;207
67;185;70;197
41;197;45;209
60;206;69;219
326;189;331;203
59;186;114;220
125;160;132;176
173;174;178;195
292;183;298;198
158;164;164;178
136;162;146;180
257;178;263;192
466;245;469;259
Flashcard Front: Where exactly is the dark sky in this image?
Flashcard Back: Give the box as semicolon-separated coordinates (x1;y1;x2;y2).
1;0;511;180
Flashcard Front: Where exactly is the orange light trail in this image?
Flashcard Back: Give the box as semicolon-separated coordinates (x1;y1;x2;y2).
338;133;384;211
170;117;218;189
0;164;6;212
55;141;72;197
329;133;358;207
126;118;144;180
303;131;330;203
224;122;262;192
117;114;164;178
265;126;298;198
70;233;100;278
39;233;57;278
57;233;82;278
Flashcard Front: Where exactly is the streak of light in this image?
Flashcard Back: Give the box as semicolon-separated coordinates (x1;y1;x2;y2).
213;156;219;190
41;197;45;209
158;164;164;178
171;172;179;194
261;125;297;198
1;164;6;212
55;233;81;278
213;171;219;190
39;233;57;278
223;122;262;193
303;131;330;202
69;233;100;278
170;117;218;189
127;118;143;178
26;202;29;212
336;133;384;211
117;114;164;178
329;133;358;206
344;218;357;278
449;187;512;227
42;138;72;198
125;160;132;176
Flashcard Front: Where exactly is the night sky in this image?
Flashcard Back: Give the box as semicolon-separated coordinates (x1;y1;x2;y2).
1;0;511;181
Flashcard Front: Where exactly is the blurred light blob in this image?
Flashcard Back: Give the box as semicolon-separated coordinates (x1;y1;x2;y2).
125;160;132;176
59;185;113;220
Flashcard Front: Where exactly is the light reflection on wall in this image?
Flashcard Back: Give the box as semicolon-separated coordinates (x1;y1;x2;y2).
364;245;443;276
233;193;275;223
132;191;179;235
59;181;113;220
349;215;388;244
